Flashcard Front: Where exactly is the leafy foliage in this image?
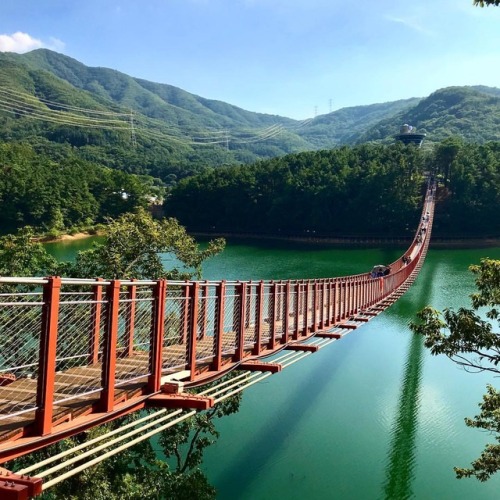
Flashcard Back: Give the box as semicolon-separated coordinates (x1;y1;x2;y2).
68;209;225;280
411;259;500;481
0;227;59;277
474;1;500;6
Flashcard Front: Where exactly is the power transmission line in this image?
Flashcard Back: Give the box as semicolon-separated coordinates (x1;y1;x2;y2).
0;86;291;149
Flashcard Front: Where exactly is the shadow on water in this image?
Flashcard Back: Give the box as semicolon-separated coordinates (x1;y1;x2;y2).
215;334;360;499
382;258;437;500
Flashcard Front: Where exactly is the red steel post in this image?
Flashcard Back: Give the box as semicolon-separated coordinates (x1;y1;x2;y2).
321;280;327;329
312;281;318;333
283;281;291;343
339;281;345;320
304;281;311;335
333;279;338;324
181;284;190;345
148;280;166;393
293;283;301;340
348;279;353;317
35;276;61;436
201;282;209;339
268;282;278;348
326;279;333;326
100;279;120;413
355;279;360;314
253;281;264;355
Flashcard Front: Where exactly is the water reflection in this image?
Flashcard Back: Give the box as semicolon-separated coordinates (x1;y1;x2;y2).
383;332;424;499
382;258;436;499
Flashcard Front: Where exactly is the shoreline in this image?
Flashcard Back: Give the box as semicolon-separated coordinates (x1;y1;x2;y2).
38;230;500;249
40;232;100;244
191;231;500;249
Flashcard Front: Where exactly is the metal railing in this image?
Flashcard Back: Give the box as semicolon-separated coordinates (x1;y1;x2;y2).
0;187;435;442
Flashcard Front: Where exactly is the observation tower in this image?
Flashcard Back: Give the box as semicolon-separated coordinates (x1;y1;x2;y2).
395;124;426;147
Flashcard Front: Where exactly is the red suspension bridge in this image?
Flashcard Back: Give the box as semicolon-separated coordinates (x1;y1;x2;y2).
0;186;435;498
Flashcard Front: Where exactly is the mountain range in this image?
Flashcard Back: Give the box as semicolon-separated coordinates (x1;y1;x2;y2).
0;49;499;183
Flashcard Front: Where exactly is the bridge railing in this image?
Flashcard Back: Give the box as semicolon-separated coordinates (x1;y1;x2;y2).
0;267;416;423
0;190;433;436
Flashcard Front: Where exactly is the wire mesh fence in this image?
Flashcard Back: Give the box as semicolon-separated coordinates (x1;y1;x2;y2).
0;291;43;419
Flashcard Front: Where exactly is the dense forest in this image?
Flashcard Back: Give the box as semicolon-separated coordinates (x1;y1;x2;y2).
0;142;158;235
1;137;499;240
165;141;500;238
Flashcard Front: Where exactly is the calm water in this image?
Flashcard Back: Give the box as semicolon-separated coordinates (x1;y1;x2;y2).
47;238;500;499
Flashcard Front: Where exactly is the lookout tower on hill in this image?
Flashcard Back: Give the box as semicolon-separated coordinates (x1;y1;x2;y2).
395;124;426;147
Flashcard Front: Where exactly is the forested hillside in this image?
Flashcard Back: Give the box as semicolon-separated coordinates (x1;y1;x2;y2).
1;49;499;239
0;142;155;235
296;98;421;148
165;144;426;237
166;141;500;238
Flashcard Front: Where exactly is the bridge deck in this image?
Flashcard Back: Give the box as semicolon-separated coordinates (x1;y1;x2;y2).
0;322;324;441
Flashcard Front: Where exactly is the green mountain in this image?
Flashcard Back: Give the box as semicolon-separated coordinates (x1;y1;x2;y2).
0;49;499;186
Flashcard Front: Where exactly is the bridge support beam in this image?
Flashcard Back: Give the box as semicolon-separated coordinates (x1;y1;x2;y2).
316;332;342;339
240;360;282;373
147;393;214;410
285;344;319;353
339;323;357;330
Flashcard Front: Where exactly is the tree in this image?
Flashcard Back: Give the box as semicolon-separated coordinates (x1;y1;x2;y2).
0;226;59;278
411;258;500;481
65;208;225;280
474;1;500;6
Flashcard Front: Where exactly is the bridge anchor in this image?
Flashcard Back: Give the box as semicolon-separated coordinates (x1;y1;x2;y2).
0;468;42;500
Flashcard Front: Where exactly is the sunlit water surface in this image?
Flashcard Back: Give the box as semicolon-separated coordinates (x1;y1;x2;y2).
47;238;500;499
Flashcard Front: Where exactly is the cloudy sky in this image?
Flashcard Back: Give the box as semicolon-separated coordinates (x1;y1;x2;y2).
0;0;499;119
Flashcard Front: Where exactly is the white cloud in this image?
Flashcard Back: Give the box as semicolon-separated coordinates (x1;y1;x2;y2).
48;37;66;52
0;32;65;54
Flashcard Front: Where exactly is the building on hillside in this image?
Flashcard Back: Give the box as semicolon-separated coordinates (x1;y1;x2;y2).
395;124;426;147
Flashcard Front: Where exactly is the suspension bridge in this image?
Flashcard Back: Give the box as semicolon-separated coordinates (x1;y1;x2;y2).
0;185;435;498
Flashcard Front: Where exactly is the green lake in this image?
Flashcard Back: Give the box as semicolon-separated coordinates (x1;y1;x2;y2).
46;238;500;499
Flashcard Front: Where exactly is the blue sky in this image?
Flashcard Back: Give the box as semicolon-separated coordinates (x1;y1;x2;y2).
0;0;499;119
